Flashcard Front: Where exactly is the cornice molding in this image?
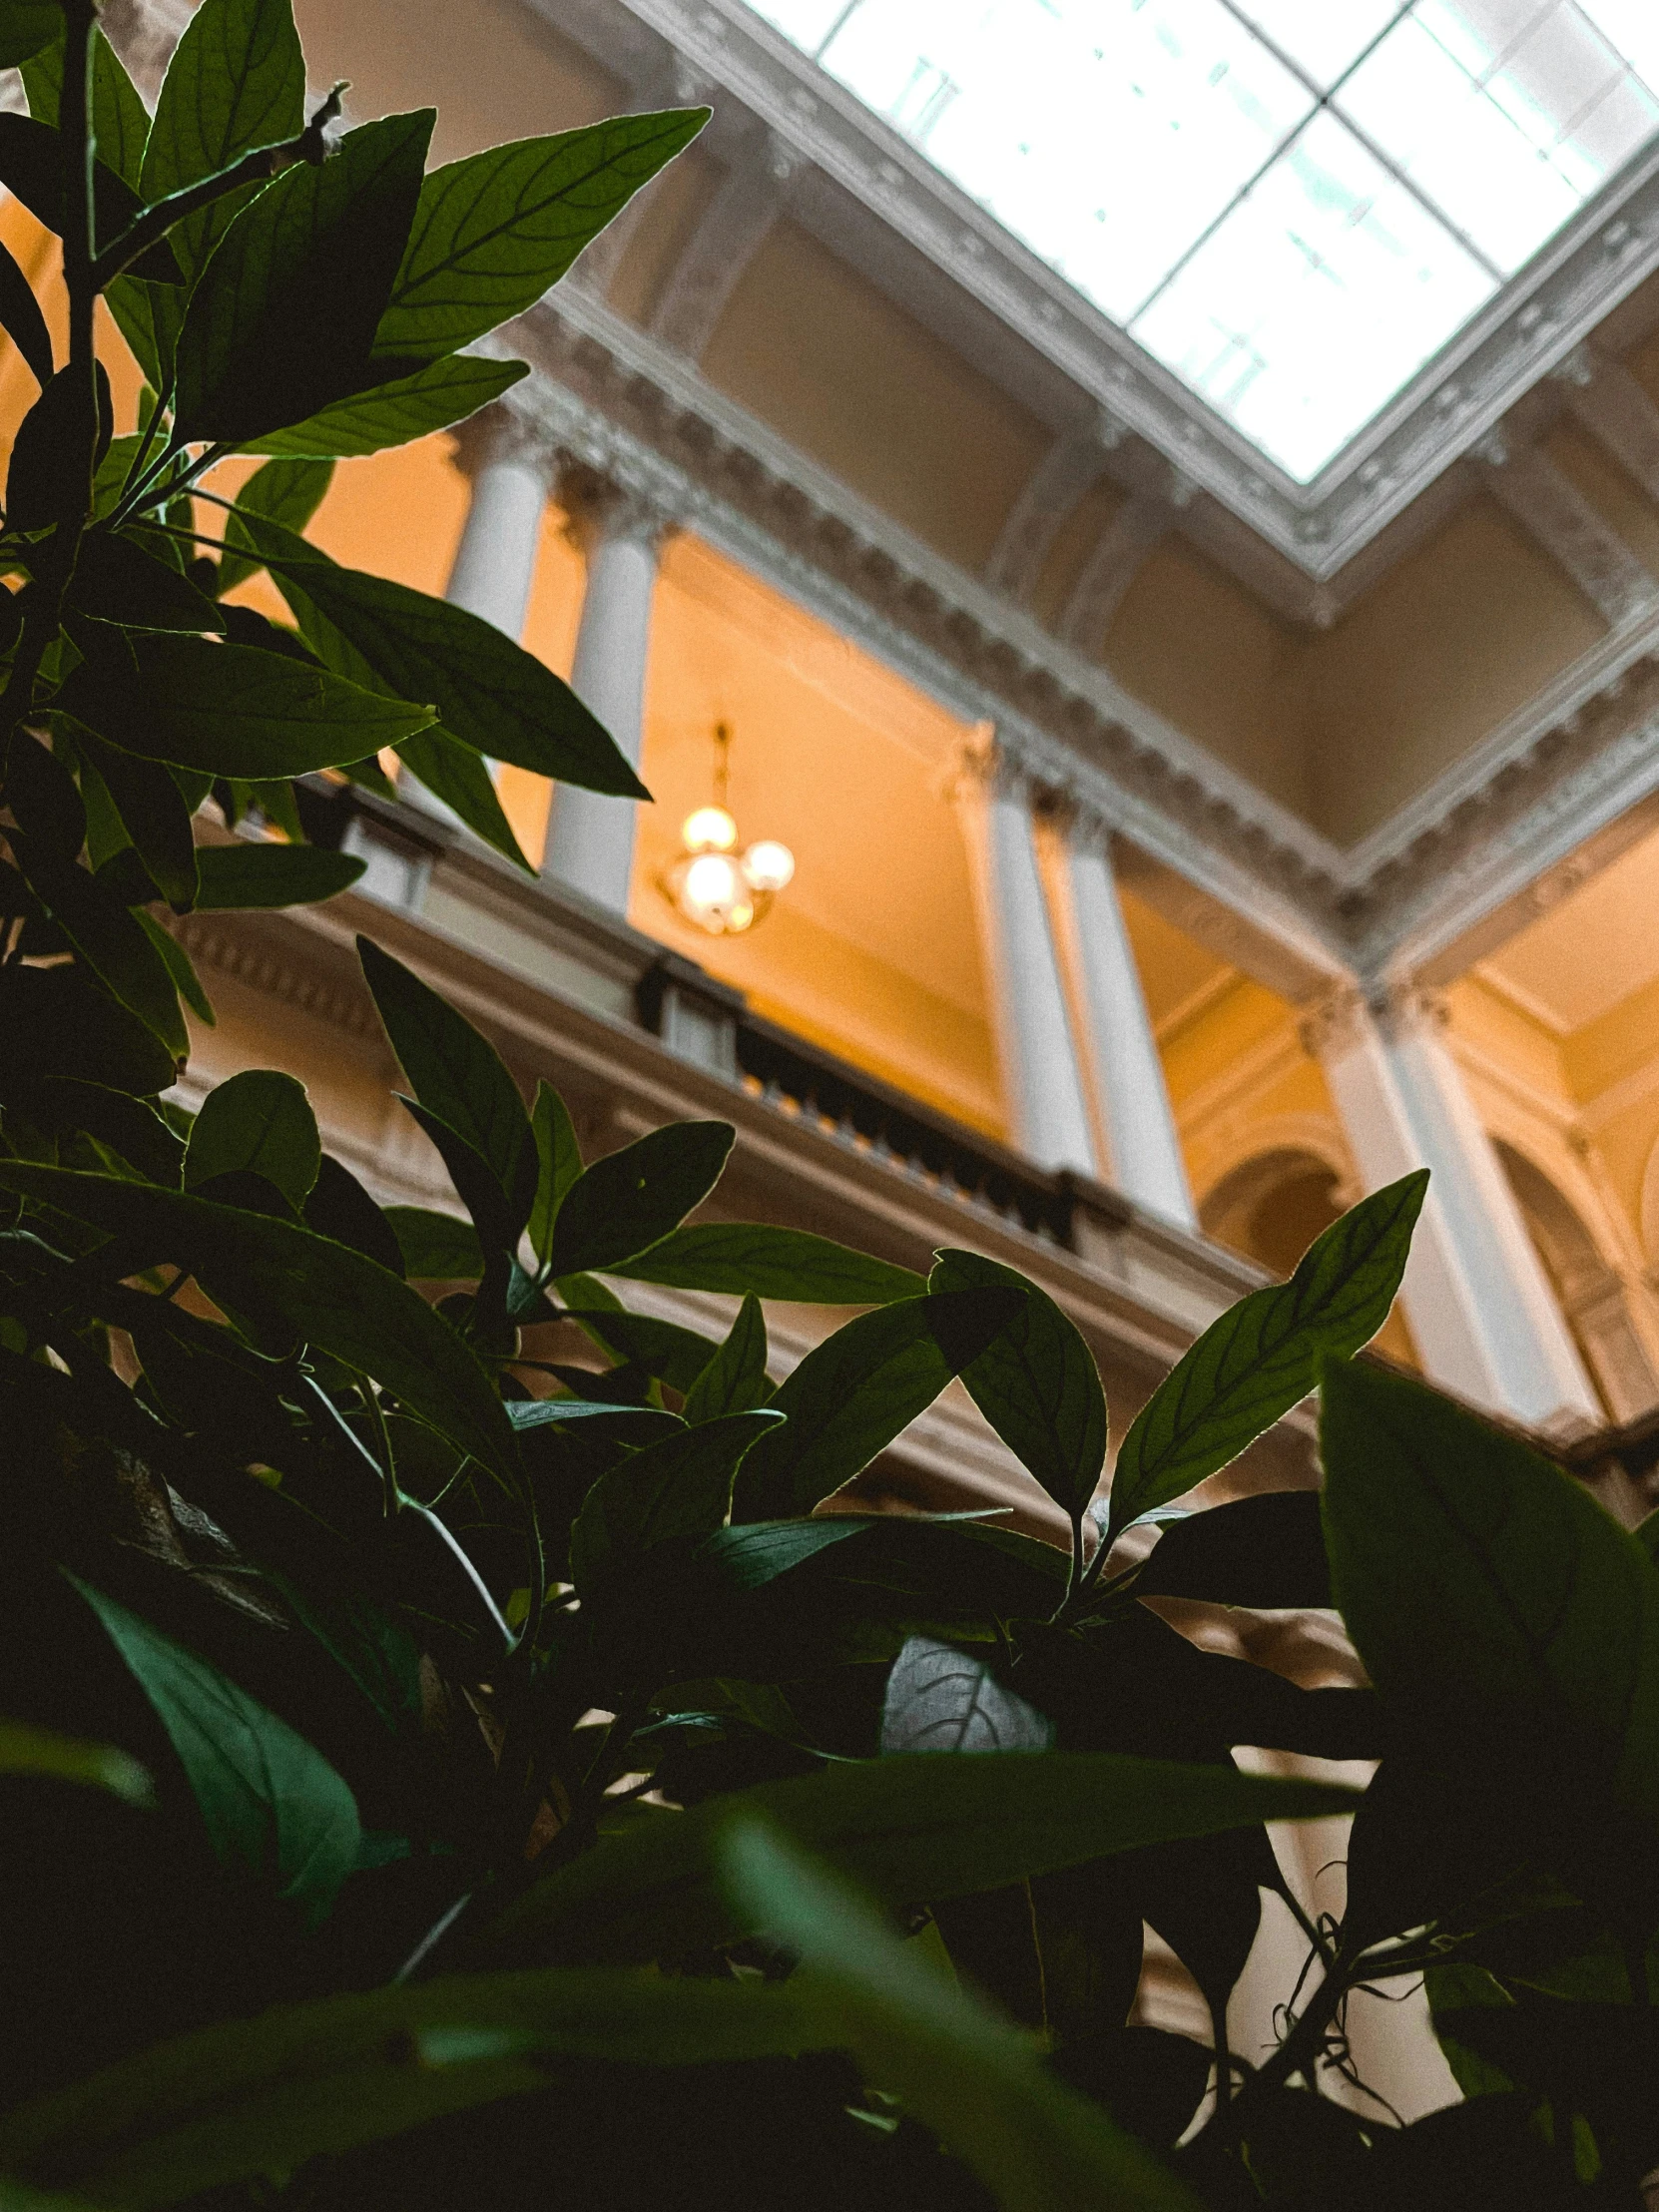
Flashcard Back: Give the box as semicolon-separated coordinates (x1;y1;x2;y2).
533;0;1659;581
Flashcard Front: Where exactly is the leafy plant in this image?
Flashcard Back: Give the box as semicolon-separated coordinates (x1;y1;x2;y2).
0;4;1652;2208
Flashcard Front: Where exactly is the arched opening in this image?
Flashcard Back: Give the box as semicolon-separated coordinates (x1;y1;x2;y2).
1201;1148;1418;1370
1495;1142;1659;1425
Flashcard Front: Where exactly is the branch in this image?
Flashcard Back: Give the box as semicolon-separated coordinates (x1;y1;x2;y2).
90;82;348;291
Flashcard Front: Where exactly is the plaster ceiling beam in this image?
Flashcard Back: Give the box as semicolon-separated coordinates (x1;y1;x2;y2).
1567;348;1659;502
983;407;1124;604
648;127;805;362
1057;491;1176;653
1477;435;1659;628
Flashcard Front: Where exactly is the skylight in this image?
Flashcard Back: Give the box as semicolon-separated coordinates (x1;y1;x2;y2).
746;1;1659;481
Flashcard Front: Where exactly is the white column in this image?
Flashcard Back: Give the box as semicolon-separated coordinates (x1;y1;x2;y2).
957;749;1098;1175
540;476;672;914
443;406;553;638
1064;823;1197;1230
1307;986;1600;1436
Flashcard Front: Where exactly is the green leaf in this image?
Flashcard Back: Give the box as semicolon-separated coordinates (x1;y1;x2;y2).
570;1409;785;1593
0;962;176;1096
0;1167;520;1488
1637;1508;1659;1567
1321;1356;1659;1842
0;114;180;280
370;110;709;366
184;1069;320;1207
394;723;533;872
527;1078;581;1267
70;730;200;913
357;937;533;1205
301;1153;404;1277
6;363;108;531
732;1287;1025;1521
136;910;214;1027
719;1822;1199;2212
67;1575;359;1929
0;4;62;68
7;725;84;856
931;1248;1106;1521
14;840;188;1060
693;1515;868;1591
242;354;530;459
550;1121;734;1278
490;1750;1359;1964
69;530;227;634
22;22;149;186
0;230;52;387
194;842;365;909
397;1094;522;1259
610;1221;925;1304
53;631;434;778
0;1970;826;2211
174;110;432;445
236;512;650;799
683;1294;773;1423
217;455;334;595
571;1307;720;1394
141;0;306;284
385;1204;484;1281
1107;1171;1426;1538
0;1717;153;1806
880;1636;1053;1755
1134;1492;1331;1609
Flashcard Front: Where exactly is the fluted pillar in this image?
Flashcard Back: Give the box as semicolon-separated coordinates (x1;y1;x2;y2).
540;473;674;914
443;404;554;639
1306;985;1600;1435
1063;822;1197;1230
957;746;1097;1175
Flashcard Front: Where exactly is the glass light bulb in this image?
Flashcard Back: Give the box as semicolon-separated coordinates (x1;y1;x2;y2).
683;850;740;915
742;838;796;892
682;805;738;852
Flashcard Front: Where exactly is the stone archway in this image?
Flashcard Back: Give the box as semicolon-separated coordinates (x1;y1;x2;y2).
1496;1140;1659;1424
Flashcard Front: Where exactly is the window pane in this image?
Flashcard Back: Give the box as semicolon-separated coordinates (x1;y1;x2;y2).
747;0;857;47
1131;111;1495;478
1229;0;1402;88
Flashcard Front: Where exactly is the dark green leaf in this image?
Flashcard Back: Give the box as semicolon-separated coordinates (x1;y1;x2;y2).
0;1717;153;1805
70;530;227;633
397;1095;521;1259
141;0;306;283
693;1515;868;1591
243;354;530;459
70;729;200;912
385;1204;484;1281
720;1823;1196;2212
6;362;108;530
136;910;214;1027
53;631;434;777
0;231;51;387
492;1749;1357;1966
571;1307;720;1394
370;111;709;365
932;1247;1106;1520
27;1076;186;1183
394;723;532;872
0;114;180;279
0;1166;520;1487
22;22;149;187
0;1969;824;2211
732;1287;1025;1521
237;512;649;800
194;842;365;910
1637;1508;1659;1567
0;962;176;1095
15;838;188;1059
6;726;84;857
549;1121;734;1278
881;1636;1053;1754
1321;1356;1659;1845
184;1068;319;1206
1050;2029;1213;2152
357;936;533;1205
683;1294;773;1423
174;111;432;444
0;3;61;68
610;1220;925;1304
216;455;333;595
67;1574;359;1929
507;1396;679;1443
301;1152;405;1278
570;1409;785;1593
1121;1828;1268;2012
1134;1491;1331;1609
1107;1172;1426;1538
527;1078;580;1266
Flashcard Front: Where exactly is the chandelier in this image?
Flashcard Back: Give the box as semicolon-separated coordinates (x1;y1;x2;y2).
661;722;794;936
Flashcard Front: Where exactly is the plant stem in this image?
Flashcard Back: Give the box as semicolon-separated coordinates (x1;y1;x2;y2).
1212;1943;1355;2140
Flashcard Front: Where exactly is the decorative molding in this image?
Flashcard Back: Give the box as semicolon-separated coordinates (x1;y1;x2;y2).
1058;493;1171;651
1480;442;1659;625
983;407;1123;604
648;127;803;361
532;0;1659;582
1570;353;1659;502
447;398;565;490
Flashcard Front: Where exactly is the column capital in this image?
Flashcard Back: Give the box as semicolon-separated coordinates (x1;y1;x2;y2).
447;398;562;490
1372;979;1451;1046
1297;982;1366;1063
558;463;680;558
1298;977;1449;1059
951;727;1068;817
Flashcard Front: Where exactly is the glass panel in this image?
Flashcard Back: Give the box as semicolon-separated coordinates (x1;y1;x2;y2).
814;0;1313;322
746;0;858;46
1582;0;1659;84
1131;110;1495;478
1228;0;1403;89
